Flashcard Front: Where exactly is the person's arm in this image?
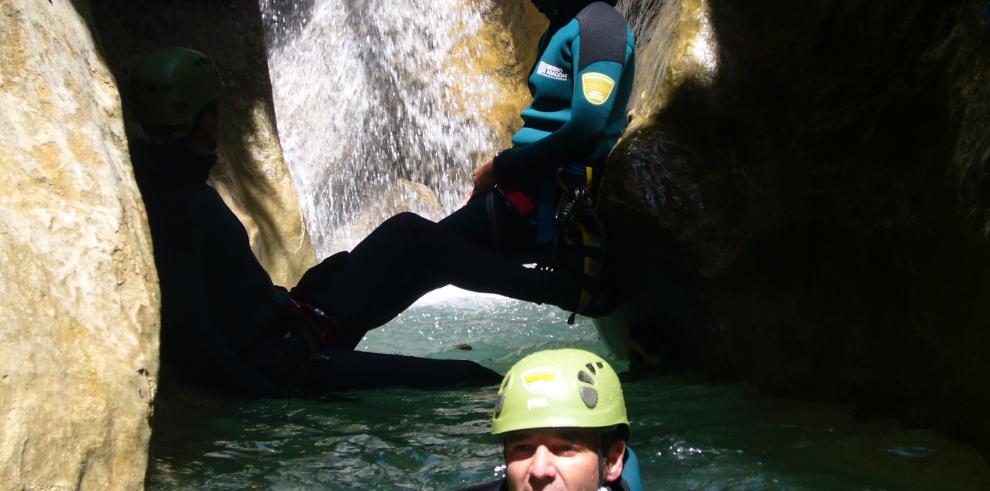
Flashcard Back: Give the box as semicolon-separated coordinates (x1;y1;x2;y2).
493;62;623;181
493;9;631;181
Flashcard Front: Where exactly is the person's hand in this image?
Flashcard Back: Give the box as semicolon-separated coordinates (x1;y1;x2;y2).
469;159;498;199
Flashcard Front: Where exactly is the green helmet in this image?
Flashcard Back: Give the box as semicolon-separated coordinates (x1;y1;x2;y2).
492;349;628;436
129;47;224;131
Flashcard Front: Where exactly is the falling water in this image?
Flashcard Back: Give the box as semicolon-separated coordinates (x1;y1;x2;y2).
260;0;505;256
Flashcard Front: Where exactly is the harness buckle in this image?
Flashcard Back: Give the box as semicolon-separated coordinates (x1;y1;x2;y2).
287;299;337;357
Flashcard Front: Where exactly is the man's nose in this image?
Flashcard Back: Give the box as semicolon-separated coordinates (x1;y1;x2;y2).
528;445;558;483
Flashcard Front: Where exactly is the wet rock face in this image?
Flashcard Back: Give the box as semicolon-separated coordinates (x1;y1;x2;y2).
0;0;159;488
90;0;316;286
603;0;990;451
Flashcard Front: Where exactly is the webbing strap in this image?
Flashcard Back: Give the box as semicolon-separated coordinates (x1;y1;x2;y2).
536;174;559;244
485;191;501;252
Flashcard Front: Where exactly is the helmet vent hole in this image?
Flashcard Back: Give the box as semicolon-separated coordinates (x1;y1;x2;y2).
586;363;596;374
596;362;604;369
578;370;594;385
494;394;505;417
579;387;598;409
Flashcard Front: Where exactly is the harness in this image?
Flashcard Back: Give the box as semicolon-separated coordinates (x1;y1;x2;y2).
492;164;610;324
550;164;609;324
286;298;337;358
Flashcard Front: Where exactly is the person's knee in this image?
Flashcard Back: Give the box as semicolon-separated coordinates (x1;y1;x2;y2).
377;212;436;256
382;212;428;234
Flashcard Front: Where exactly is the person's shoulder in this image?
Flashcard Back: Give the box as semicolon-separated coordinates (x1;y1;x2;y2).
575;2;630;69
576;1;628;33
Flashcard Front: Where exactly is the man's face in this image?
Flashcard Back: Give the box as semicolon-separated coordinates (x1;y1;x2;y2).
503;429;624;491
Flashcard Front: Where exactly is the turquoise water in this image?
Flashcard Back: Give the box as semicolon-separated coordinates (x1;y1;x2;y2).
147;290;990;489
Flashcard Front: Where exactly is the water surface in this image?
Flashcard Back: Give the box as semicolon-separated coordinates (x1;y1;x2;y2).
147;290;990;490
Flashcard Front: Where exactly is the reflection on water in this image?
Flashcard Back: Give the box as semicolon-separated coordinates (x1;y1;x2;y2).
147;292;990;490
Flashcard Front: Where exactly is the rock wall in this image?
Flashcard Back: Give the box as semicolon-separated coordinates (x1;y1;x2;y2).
90;0;316;287
462;0;547;148
603;0;990;453
0;0;159;488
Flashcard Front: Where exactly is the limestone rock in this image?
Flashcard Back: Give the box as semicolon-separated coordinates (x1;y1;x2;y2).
0;0;159;488
463;0;547;148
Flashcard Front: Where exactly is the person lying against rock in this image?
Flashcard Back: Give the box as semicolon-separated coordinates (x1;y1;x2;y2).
128;48;592;396
441;0;636;321
459;348;643;491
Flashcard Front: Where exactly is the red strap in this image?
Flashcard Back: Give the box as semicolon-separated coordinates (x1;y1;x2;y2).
502;190;535;216
287;300;336;350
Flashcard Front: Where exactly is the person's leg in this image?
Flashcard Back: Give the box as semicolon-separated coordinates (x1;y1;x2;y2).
242;329;500;393
298;350;501;392
437;194;496;249
302;212;581;345
439;190;540;258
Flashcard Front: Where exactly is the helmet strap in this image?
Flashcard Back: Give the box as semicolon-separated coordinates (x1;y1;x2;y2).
596;431;607;488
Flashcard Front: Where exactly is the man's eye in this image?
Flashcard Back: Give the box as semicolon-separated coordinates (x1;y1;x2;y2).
553;444;579;455
509;443;535;456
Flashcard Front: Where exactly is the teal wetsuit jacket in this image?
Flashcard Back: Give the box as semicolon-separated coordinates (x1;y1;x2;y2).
493;1;635;241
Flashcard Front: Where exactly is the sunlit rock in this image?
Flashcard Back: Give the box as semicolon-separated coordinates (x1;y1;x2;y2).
0;0;158;487
460;0;547;146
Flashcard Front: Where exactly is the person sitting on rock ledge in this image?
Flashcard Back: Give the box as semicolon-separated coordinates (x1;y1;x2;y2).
128;47;598;396
441;0;636;323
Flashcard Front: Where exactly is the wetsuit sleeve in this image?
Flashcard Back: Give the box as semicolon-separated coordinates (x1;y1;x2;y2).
493;7;631;180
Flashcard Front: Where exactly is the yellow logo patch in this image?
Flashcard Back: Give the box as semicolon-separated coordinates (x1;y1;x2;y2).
521;367;561;394
582;72;616;105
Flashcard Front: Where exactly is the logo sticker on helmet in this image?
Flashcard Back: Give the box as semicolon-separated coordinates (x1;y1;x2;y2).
521;367;561;394
527;398;549;410
581;72;616;105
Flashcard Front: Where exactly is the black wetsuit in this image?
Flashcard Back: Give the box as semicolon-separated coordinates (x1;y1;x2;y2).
132;142;582;396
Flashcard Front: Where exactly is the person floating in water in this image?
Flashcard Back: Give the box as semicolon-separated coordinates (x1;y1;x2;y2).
128;47;596;397
460;349;643;491
441;0;636;321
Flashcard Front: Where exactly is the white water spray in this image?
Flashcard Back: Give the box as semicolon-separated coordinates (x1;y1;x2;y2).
261;0;501;256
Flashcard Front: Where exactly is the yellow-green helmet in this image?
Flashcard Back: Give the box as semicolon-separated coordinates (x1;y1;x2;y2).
492;349;628;436
129;47;224;130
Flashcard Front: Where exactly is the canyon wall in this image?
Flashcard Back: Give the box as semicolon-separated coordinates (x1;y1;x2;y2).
603;0;990;454
0;0;159;487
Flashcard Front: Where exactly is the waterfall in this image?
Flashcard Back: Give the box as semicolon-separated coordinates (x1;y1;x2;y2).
260;0;502;256
259;0;694;256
